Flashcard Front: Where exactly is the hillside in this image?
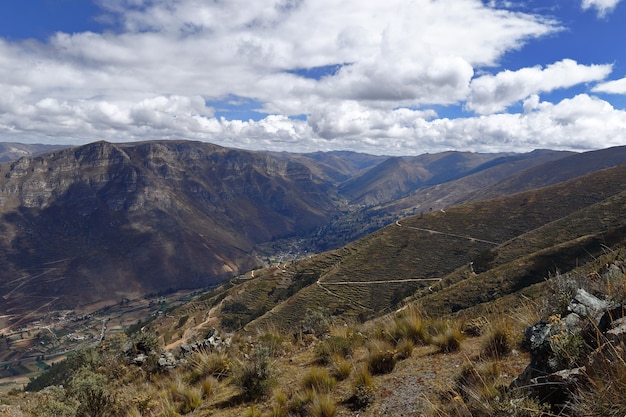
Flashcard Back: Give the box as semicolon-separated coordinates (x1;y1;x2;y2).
0;140;339;320
3;163;626;416
0;141;588;324
173;162;626;336
0;143;66;162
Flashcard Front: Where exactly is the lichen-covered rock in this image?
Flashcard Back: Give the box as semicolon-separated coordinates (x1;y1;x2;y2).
513;287;626;413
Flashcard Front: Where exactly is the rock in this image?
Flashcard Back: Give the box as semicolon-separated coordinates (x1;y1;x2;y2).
158;352;178;369
567;289;613;324
513;287;626;413
607;317;626;345
529;367;585;409
133;353;147;365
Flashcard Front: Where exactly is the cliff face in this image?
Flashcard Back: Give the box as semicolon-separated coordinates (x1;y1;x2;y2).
0;140;339;316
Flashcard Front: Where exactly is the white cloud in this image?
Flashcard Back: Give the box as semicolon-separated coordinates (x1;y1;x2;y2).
592;77;626;94
1;0;621;155
467;59;612;114
581;0;622;16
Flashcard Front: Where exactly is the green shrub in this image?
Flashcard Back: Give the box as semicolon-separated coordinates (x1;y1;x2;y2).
68;367;114;417
234;347;275;401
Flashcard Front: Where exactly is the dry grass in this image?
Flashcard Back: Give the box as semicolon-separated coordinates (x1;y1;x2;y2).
431;322;464;353
302;367;337;393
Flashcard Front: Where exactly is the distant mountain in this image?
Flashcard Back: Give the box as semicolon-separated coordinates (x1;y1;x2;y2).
464;145;626;202
338;151;514;207
2;140;626;327
0;140;339;318
0;143;66;162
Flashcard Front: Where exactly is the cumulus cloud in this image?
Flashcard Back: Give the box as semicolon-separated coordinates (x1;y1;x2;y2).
467;59;612;114
581;0;622;16
0;0;620;155
592;77;626;94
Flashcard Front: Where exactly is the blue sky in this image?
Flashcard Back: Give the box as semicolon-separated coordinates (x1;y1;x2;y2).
0;0;625;155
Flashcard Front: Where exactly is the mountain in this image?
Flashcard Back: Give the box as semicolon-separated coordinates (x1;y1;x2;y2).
338;151;514;207
1;141;625;327
465;145;626;202
0;143;65;162
184;161;626;333
0;140;339;318
4;143;626;414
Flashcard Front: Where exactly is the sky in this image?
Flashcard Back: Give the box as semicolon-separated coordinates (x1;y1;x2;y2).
0;0;625;155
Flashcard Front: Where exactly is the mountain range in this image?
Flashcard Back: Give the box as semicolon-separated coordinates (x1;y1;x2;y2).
1;140;626;329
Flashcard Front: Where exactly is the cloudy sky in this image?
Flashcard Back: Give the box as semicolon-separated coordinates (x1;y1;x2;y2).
0;0;625;155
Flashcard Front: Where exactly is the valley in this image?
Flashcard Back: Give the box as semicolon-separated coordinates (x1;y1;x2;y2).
1;140;626;415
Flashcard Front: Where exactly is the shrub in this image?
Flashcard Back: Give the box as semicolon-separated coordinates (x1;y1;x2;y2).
542;271;589;316
28;386;79;417
302;367;336;393
68;367;114;417
234;347;275;401
258;331;285;357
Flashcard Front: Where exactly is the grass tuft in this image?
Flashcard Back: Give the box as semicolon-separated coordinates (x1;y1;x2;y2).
308;392;337;417
302;367;337;393
431;323;464;353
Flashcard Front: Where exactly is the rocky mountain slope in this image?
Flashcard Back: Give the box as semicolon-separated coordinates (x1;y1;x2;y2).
0;140;339;318
174;161;626;335
1;141;625;328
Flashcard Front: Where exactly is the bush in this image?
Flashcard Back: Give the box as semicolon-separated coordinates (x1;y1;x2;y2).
235;347;275;401
68;367;114;417
258;331;285;357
